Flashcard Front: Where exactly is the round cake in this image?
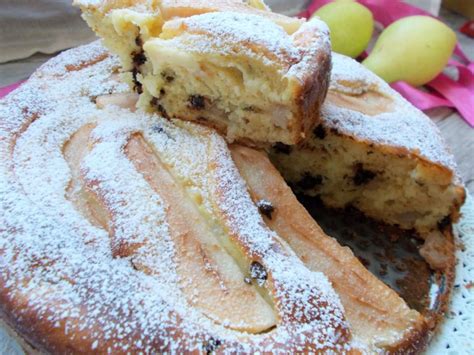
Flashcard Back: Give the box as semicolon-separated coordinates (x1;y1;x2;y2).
0;41;441;354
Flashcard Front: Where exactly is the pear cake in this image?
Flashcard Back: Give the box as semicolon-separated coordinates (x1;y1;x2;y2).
75;0;331;145
0;41;437;354
270;53;466;236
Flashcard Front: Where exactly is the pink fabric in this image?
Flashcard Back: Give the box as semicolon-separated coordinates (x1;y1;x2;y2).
391;81;454;110
302;0;474;127
0;81;25;99
428;74;474;126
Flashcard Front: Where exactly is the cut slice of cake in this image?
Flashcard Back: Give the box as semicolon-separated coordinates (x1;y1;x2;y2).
269;53;466;236
139;12;330;145
75;0;331;145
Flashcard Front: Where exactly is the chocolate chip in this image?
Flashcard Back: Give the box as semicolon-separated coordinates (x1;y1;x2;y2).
135;36;143;47
256;200;274;219
161;70;175;83
159;88;166;96
130;259;139;271
353;163;376;186
437;215;451;230
243;276;252;285
150;97;159;108
203;337;221;354
132;68;143;94
250;261;267;287
132;51;146;67
242;105;261;113
296;173;323;190
151;124;164;134
157;104;168;117
313;124;326;139
150;97;169;118
273;142;292;155
188;95;206;109
358;256;370;268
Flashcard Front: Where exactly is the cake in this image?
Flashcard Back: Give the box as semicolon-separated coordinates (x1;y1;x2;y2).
269;53;466;237
0;41;433;354
75;0;332;145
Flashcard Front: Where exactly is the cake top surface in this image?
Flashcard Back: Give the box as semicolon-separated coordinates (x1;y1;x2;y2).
161;11;300;61
156;11;329;76
0;42;350;353
325;53;460;176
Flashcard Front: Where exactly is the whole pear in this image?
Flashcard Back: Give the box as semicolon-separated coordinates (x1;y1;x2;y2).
313;0;374;58
363;15;456;86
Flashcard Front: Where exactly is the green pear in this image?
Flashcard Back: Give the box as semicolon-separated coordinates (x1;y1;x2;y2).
363;16;456;86
313;1;374;58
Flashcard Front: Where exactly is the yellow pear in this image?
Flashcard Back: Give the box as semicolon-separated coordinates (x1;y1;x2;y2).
363;15;456;86
313;1;373;58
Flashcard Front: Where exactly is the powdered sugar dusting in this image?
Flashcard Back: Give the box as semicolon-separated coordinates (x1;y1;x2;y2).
166;11;299;68
287;16;330;82
0;42;353;352
327;53;460;176
156;10;330;79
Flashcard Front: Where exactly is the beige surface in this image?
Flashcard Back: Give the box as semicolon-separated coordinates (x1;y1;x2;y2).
0;1;95;63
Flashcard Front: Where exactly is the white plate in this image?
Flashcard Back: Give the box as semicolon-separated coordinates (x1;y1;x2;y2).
428;194;474;353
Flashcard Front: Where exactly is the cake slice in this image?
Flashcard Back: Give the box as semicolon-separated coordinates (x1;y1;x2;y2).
269;53;466;236
75;0;331;145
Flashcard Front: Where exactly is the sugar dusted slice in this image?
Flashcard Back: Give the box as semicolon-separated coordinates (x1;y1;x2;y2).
140;12;330;145
75;0;331;145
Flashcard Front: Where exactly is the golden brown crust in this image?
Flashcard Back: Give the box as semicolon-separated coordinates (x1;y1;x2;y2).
294;48;330;142
287;18;331;143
